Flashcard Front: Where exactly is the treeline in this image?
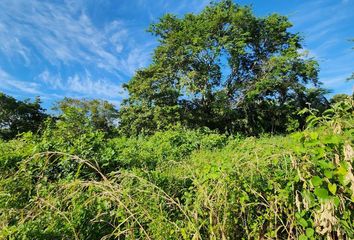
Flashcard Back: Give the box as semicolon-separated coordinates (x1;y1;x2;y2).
0;91;351;140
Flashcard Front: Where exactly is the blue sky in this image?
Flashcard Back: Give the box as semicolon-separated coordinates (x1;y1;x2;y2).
0;0;353;110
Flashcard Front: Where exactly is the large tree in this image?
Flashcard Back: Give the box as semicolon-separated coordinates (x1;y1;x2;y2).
0;92;47;139
119;0;328;135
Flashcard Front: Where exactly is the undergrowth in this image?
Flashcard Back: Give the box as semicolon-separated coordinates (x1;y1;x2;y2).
0;98;353;239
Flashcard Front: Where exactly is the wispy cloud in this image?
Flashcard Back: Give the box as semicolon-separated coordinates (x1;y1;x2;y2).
0;0;155;105
288;0;354;95
0;0;150;77
0;68;41;94
37;70;126;99
290;0;352;45
67;74;126;98
320;74;353;96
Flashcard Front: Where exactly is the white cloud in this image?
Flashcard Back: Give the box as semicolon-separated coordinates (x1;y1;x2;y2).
38;70;64;89
0;68;41;94
0;0;150;77
37;70;127;99
67;74;126;98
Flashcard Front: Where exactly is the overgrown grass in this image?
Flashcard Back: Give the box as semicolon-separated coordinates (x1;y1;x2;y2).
0;99;353;239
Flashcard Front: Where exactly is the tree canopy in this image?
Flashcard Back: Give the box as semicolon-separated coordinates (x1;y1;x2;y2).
119;0;328;136
0;92;47;139
53;98;118;136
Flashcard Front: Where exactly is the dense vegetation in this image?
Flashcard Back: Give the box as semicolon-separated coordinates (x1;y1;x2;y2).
0;95;353;239
0;93;47;140
0;1;353;239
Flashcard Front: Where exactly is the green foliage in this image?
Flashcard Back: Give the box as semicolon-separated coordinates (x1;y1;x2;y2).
120;0;328;136
0;92;48;139
0;97;353;239
53;98;118;136
330;94;351;105
300;96;353;133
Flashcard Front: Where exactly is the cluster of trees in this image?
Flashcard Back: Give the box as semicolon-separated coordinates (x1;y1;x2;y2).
0;0;352;140
0;94;119;139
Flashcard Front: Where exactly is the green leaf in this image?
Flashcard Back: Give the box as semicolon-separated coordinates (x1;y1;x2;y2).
299;234;308;240
306;228;314;237
328;183;337;195
318;160;335;170
298;218;308;228
309;132;318;140
314;188;329;200
311;176;322;187
338;175;349;186
333;196;340;207
322;135;341;145
337;162;348;176
324;170;333;178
